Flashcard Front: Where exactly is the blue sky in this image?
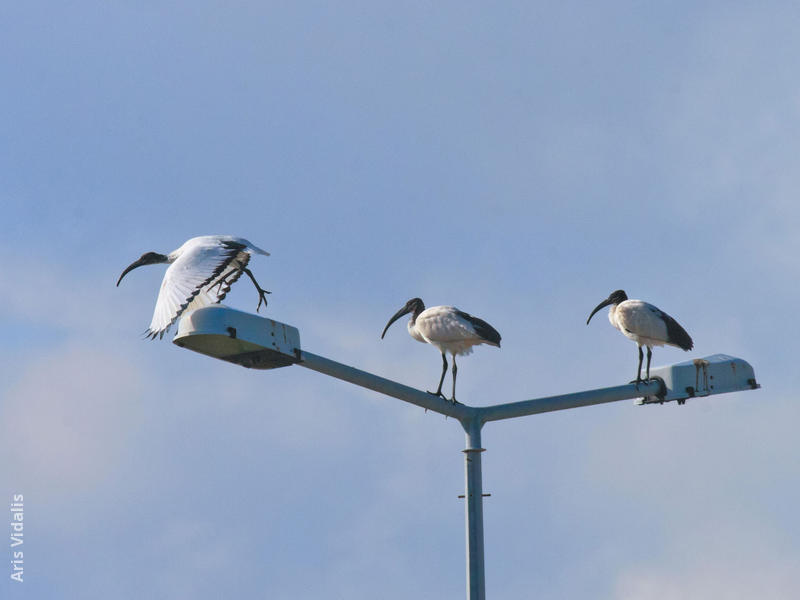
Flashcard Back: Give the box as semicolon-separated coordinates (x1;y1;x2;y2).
2;2;799;598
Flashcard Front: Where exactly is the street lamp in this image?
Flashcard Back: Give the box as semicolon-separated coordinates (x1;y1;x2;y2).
173;305;761;600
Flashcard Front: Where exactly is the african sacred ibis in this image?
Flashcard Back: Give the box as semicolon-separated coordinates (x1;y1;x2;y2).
381;298;501;403
117;235;271;339
586;289;693;384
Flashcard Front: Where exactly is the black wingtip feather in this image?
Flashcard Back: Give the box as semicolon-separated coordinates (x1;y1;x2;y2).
663;313;693;351
142;326;169;341
455;310;502;346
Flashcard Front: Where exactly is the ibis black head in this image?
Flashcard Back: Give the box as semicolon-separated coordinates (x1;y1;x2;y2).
381;298;425;339
116;251;169;286
586;289;628;324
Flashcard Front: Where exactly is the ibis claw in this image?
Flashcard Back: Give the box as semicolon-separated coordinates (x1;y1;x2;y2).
242;267;271;312
255;288;271;312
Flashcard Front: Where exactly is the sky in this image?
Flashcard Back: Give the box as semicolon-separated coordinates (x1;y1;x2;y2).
2;1;799;598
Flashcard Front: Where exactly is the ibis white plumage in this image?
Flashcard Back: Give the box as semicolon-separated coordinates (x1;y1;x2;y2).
117;235;271;339
380;298;501;402
586;289;693;383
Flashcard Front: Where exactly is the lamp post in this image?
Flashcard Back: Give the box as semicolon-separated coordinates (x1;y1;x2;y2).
173;306;760;600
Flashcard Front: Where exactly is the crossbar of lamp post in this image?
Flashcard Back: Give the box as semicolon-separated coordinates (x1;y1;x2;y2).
297;350;662;422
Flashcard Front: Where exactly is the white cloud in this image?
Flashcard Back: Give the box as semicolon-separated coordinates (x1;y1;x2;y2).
613;521;800;600
0;343;145;502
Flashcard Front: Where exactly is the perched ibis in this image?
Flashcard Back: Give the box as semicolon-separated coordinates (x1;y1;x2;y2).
586;289;693;383
381;298;501;402
117;235;271;339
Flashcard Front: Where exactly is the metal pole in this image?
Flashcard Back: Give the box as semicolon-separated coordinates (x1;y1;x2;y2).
480;380;663;422
462;417;486;600
297;350;472;420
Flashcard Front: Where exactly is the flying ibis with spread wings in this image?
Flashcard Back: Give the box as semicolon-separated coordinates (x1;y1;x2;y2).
381;298;501;403
586;289;693;384
117;235;271;339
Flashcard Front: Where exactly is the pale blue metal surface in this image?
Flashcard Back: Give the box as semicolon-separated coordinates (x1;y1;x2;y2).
463;419;486;600
480;380;663;422
638;354;760;405
174;305;300;369
297;350;472;420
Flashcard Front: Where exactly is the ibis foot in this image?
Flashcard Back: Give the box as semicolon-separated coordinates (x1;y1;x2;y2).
428;390;447;400
255;287;271;312
242;267;271;312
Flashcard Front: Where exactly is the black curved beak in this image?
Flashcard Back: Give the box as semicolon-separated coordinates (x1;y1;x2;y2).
381;305;412;339
116;258;147;287
587;297;613;325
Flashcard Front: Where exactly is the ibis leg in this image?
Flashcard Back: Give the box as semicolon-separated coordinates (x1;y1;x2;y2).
428;352;448;399
646;347;652;381
636;346;644;384
242;268;271;312
210;268;239;296
451;355;458;403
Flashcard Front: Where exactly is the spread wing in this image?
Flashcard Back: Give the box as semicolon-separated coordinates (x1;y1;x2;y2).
146;240;250;339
